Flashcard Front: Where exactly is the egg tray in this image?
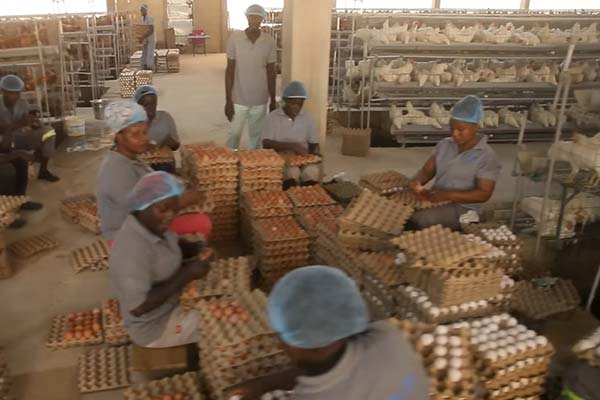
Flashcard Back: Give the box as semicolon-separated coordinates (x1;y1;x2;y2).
361;273;396;319
392;225;491;267
340;190;413;238
358;170;408;195
241;191;293;219
313;222;365;282
201;342;287;375
124;372;203;400
189;166;239;180
0;196;29;216
337;229;394;252
462;223;523;251
179;203;214;217
61;194;100;234
321;181;359;203
484;378;545;400
238;149;285;168
139;148;175;165
511;279;580;320
294;204;344;233
46;311;104;350
180;257;253;308
240;182;283;193
135;70;153;86
481;357;550;391
389;191;450;210
281;153;321;167
0;211;17;232
119;70;136;97
7;233;58;259
102;299;130;345
357;251;405;287
252;216;310;243
182;145;239;166
78;345;131;393
70;239;109;273
285;185;336;208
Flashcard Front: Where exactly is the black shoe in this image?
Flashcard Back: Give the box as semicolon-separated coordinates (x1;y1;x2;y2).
283;179;298;191
38;170;60;182
20;201;43;211
9;218;27;229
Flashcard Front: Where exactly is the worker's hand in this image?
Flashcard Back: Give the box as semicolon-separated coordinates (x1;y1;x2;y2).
427;190;451;203
186;258;212;280
408;179;425;194
224;101;235;122
269;101;278;113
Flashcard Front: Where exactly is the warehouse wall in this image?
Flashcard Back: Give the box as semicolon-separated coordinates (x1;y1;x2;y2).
109;0;169;47
192;0;228;53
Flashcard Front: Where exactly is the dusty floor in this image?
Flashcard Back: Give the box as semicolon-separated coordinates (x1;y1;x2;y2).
0;54;598;400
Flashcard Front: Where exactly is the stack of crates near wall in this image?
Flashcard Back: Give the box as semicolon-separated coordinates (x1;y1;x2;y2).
167;49;180;72
129;50;142;69
155;49;169;73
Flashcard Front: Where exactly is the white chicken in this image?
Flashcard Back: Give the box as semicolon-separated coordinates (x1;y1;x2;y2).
382;20;409;42
354;28;389;48
509;29;541;46
343;83;361;106
397;24;417;44
345;60;370;81
429;102;451;125
375;59;414;83
444;23;477;43
480;110;500;128
492;64;517;83
390;103;442;130
527;64;558;85
415;27;450;45
499;107;523;128
548;133;600;185
529;103;557;128
536;25;568;45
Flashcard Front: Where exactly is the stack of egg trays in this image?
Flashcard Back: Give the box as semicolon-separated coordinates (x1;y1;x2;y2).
358;170;408;195
0;196;29;231
60;194;100;235
294;204;344;259
123;372;203;400
511;278;580;320
70;239;110;273
361;272;395;320
285;185;337;209
238;150;285;193
282;154;321;167
252;216;310;285
572;327;600;367
8;234;58;259
119;69;136;97
102;299;130;346
462;315;554;400
0;350;14;400
322;181;362;206
180;257;253;309
46;311;104;350
358;251;405;288
240;190;293;249
389;190;450;210
78;345;131;393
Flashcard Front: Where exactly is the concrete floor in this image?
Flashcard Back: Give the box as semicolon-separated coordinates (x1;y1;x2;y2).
0;54;597;400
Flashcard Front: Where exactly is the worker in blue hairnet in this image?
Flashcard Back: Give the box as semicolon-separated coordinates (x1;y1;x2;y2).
408;95;501;231
226;266;428;400
262;81;321;189
139;4;156;70
109;171;213;347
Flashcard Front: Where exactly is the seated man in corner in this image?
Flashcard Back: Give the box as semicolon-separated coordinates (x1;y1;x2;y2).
262;81;320;189
408;95;501;231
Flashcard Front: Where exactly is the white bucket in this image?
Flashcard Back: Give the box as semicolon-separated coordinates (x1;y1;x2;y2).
65;117;86;137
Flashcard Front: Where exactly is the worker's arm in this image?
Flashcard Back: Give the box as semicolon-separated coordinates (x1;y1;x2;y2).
226;368;301;400
178;238;204;260
142;23;154;40
409;156;436;193
263;139;307;155
427;178;496;204
267;62;277;112
308;143;321;156
163;135;180;151
225;58;236;121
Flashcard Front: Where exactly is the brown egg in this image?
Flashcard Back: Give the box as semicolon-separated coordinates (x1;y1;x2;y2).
161;396;173;400
92;323;101;333
83;330;93;338
213;310;223;320
64;332;74;341
74;331;82;339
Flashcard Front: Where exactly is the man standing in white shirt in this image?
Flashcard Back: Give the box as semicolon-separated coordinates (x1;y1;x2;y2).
225;4;277;150
140;4;156;71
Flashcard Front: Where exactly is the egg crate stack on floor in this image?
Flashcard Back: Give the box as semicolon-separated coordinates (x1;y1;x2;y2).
167;49;181;72
456;314;555;400
294;204;344;259
389;190;450;209
181;145;239;242
78;345;131;393
0;195;28;231
252;216;311;288
102;299;130;345
357;251;405;289
139;147;176;167
280;153;321;168
511;278;580;320
240;190;293;250
70;239;110;272
119;69;137;97
338;190;413;251
124;372;203;400
393;320;478;400
180;257;253;309
0;350;14;400
47;308;103;349
361;272;396;319
572;327;600;367
136;69;153;86
462;223;524;275
155;49;170;73
8;234;58;259
61;194;100;235
196;290;291;400
285;185;337;209
239;150;285;192
322;181;362;206
129;51;142;69
359;170;409;195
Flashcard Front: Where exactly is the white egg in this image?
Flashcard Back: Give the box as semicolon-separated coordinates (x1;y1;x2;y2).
435;326;449;335
497;349;508;358
516;343;528;353
459;304;470;312
419;334;435;346
434;346;448;357
448;336;462;347
449;305;459;314
497;339;508;348
417;296;428;303
450;348;464;357
436;336;449;346
486;350;498;361
449;357;463;369
491;315;501;324
472;321;482;328
430;308;440;317
525;339;537;349
423;301;433;309
479;300;488;308
479;343;489;351
506;346;517;356
488;323;499;332
433;358;448;370
478;334;489;343
448;369;462;382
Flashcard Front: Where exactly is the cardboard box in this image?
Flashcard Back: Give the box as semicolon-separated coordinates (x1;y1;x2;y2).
339;127;371;157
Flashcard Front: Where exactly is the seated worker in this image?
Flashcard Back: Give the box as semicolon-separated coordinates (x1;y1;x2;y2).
0;74;59;183
97;100;211;242
134;85;180;174
228;266;429;400
408;95;501;231
110;171;212;347
262;81;320;189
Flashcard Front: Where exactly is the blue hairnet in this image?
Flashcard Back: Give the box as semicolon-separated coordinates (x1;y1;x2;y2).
268;265;369;349
104;100;147;134
450;95;483;124
283;81;308;99
0;75;24;92
140;3;148;10
133;85;159;103
127;171;183;211
245;4;267;19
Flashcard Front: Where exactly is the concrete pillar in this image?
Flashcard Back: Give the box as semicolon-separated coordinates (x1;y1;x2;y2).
282;0;332;145
193;0;228;53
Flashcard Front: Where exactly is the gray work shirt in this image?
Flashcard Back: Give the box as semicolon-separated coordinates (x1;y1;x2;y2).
148;110;179;147
226;31;277;106
109;215;182;346
96;150;153;240
142;14;156;44
0;96;29;149
262;108;319;151
294;321;428;400
432;134;501;210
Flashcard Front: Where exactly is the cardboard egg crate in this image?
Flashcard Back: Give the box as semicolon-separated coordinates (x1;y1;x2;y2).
358;170;408;195
180;257;253;308
240;182;282;193
179;203;214;218
239;149;285;168
358;251;405;288
0;212;17;232
312;221;365;282
239;149;284;190
70;239;109;273
135;70;153;86
181;145;239;167
294;204;344;234
78;345;131;393
0;350;14;400
8;234;57;259
463;223;523;254
322;181;362;206
102;299;129;346
47;309;103;350
572;327;600;367
119;69;136;97
389;190;450;210
61;194;100;235
139;147;175;165
362;273;395;319
281;153;321;167
391;225;491;267
511;278;580;320
285;185;336;208
337;228;394;252
123;372;203;400
241;191;293;219
0;195;28;214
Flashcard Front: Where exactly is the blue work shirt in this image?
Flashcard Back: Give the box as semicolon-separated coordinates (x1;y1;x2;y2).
432;134;501;211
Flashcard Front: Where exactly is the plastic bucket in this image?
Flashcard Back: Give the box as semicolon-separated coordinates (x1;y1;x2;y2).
65;117;86;137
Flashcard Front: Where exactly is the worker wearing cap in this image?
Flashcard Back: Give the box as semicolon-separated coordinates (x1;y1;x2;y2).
408;95;501;230
262;81;320;189
134;85;179;174
139;4;156;70
110;171;213;347
225;4;277;150
227;266;429;399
